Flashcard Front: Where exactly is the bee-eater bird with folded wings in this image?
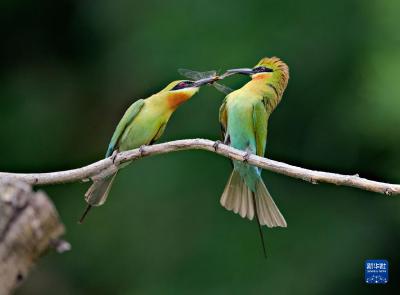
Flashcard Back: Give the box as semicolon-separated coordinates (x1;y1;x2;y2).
79;78;212;223
219;57;289;235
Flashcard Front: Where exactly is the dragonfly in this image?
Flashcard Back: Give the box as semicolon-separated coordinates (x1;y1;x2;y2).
178;68;234;94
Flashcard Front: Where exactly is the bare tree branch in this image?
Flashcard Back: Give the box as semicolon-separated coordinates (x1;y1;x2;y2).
0;138;399;195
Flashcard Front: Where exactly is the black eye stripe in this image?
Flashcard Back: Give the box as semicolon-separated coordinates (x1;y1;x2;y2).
171;80;194;90
254;66;273;73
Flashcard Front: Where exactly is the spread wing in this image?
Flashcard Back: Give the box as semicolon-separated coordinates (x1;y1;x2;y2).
106;99;145;157
252;100;268;157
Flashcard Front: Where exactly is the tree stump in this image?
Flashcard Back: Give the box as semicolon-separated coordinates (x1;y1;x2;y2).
0;179;68;295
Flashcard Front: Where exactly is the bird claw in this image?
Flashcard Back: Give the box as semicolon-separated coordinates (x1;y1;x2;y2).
213;140;221;151
243;151;252;163
111;150;118;164
139;145;147;156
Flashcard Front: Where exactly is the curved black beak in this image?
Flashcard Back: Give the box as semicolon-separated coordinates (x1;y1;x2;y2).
225;68;254;75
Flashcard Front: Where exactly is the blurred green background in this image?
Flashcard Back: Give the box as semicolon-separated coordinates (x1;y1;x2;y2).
1;0;400;294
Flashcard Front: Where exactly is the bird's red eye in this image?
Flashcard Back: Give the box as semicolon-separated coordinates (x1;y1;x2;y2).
178;82;186;87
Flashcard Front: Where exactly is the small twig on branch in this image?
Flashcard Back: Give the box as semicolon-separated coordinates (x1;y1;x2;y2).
0;138;399;196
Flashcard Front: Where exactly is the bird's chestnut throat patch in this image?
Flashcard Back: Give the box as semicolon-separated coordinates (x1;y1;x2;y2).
252;73;273;81
167;92;192;108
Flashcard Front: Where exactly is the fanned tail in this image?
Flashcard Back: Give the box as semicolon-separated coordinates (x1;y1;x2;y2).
79;172;117;223
220;170;255;220
220;170;287;227
255;178;287;227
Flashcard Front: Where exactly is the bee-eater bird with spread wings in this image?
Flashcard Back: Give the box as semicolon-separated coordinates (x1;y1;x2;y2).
79;78;213;223
219;57;289;246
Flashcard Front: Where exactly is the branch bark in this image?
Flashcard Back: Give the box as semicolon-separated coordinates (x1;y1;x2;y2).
0;138;399;196
0;179;69;295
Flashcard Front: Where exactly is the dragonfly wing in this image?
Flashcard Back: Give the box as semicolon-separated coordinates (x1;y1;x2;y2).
213;82;234;94
178;68;217;80
178;68;203;80
199;70;217;79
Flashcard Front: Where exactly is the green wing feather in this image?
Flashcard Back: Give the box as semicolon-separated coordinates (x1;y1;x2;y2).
150;123;167;144
106;99;145;157
252;100;268;157
219;96;228;142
